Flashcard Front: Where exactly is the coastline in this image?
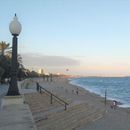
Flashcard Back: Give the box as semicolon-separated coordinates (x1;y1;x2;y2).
69;77;130;108
36;76;130;113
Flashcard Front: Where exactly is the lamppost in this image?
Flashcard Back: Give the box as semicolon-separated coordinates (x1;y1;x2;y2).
7;14;22;96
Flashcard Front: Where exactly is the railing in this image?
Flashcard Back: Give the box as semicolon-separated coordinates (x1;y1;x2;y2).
36;82;69;110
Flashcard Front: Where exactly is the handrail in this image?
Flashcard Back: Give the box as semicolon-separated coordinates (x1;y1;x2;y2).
42;86;69;105
36;82;69;110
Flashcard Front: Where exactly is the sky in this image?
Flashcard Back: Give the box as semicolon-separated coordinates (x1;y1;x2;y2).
0;0;130;76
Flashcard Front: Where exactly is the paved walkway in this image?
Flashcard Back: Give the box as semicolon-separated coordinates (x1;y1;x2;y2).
0;84;8;107
0;82;37;130
0;103;37;130
0;84;8;96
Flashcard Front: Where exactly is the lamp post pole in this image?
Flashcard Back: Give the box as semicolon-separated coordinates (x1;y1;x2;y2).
7;14;22;96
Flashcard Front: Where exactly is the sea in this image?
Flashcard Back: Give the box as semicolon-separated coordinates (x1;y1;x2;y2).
70;77;130;108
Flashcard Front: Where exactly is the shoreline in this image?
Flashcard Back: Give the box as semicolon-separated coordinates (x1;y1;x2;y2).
64;77;130;115
69;77;130;108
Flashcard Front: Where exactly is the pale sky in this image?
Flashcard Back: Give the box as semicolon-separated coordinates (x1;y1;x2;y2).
0;0;130;76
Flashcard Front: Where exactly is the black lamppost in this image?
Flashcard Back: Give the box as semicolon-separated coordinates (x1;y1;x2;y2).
7;14;22;96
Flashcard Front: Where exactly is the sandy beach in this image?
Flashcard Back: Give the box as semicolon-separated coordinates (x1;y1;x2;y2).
22;77;130;130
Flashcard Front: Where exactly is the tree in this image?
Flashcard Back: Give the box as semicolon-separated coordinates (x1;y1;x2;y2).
0;55;11;82
0;66;4;81
0;41;39;82
0;41;11;56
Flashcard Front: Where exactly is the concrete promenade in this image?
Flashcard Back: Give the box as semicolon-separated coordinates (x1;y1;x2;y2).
0;83;37;130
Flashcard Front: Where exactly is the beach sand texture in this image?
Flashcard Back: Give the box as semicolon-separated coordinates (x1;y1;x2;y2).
24;77;130;130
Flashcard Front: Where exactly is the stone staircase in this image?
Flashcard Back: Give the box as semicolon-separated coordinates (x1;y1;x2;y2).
24;92;105;130
37;103;104;130
24;92;65;121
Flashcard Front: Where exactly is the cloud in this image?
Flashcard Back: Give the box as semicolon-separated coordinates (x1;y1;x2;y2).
20;53;80;68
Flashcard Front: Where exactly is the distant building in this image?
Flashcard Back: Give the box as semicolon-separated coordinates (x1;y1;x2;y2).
38;69;44;75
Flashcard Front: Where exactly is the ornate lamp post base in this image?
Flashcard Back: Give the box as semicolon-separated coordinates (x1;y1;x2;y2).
7;83;20;96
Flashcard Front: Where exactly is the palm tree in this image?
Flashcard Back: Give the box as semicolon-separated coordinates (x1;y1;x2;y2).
0;53;26;82
0;41;11;56
0;41;26;82
0;55;11;83
0;66;4;82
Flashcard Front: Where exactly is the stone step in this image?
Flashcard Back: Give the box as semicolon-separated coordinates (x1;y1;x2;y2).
24;92;65;121
33;105;67;122
67;109;105;129
37;103;94;129
50;108;92;129
24;92;105;130
29;106;62;116
39;108;104;130
30;102;61;114
37;103;105;130
40;103;90;122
